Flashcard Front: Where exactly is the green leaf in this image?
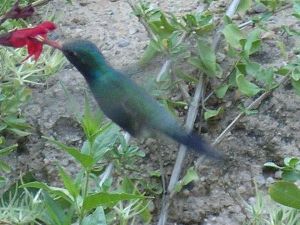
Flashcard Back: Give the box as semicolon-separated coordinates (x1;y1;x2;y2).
120;177;135;194
260;0;279;11
293;0;300;19
0;124;7;132
20;181;74;203
282;170;300;182
238;105;258;115
292;68;300;81
82;96;103;143
90;124;119;162
215;84;229;98
237;0;252;14
204;107;223;120
148;12;176;39
222;24;244;49
2;117;30;130
243;29;261;56
269;181;300;209
82;207;107;225
245;61;276;90
42;193;74;225
236;72;262;96
138;200;153;223
150;170;161;177
264;162;283;170
174;167;199;192
284;157;300;167
83;192;144;211
44;137;94;169
0;176;6;188
140;40;161;65
0;144;18;157
58;167;79;198
7;128;31;136
291;79;300;95
0;160;11;173
196;39;221;77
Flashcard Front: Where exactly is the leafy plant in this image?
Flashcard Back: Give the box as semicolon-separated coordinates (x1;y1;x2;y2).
244;184;300;225
0;187;44;224
19;98;151;225
0;0;65;188
264;157;300;210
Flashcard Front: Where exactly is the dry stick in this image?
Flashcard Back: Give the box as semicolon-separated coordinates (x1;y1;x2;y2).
238;3;293;29
157;0;241;224
158;76;205;225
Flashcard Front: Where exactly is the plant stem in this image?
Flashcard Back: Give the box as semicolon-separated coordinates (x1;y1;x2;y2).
78;170;90;225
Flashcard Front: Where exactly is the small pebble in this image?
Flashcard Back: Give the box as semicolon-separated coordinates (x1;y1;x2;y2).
255;175;266;186
274;170;282;179
117;38;130;47
79;1;89;6
252;4;267;13
129;28;138;35
266;177;275;186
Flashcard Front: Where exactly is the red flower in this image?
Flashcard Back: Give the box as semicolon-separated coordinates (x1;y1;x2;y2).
0;21;57;61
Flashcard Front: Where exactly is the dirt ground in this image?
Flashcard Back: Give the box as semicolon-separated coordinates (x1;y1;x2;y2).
6;0;300;224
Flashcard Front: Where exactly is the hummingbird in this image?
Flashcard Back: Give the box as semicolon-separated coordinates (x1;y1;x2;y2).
61;40;221;159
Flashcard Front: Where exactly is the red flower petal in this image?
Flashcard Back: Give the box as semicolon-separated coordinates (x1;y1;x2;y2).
27;38;43;60
0;21;57;61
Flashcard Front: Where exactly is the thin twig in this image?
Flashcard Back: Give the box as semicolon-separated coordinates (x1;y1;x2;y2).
239;3;293;29
213;76;289;146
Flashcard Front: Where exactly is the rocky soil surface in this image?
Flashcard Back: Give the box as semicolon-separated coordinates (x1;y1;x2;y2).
5;0;300;224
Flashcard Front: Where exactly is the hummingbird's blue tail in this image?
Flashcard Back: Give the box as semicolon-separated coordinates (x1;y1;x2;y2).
165;128;222;159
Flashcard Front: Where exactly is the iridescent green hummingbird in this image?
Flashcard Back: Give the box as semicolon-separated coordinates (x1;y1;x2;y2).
61;40;221;159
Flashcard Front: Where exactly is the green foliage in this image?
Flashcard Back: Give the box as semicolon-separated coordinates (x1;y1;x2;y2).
269;181;300;209
265;157;300;182
135;0;300;122
0;0;65;189
0;187;44;224
265;157;300;210
174;166;199;192
257;0;285;12
204;107;224;120
1;0;300;224
244;184;300;225
18;99;151;225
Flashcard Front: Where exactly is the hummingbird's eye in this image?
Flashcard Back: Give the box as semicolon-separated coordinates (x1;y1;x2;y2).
70;51;78;57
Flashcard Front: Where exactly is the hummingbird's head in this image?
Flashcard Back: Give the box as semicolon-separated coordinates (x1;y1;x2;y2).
62;40;106;79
